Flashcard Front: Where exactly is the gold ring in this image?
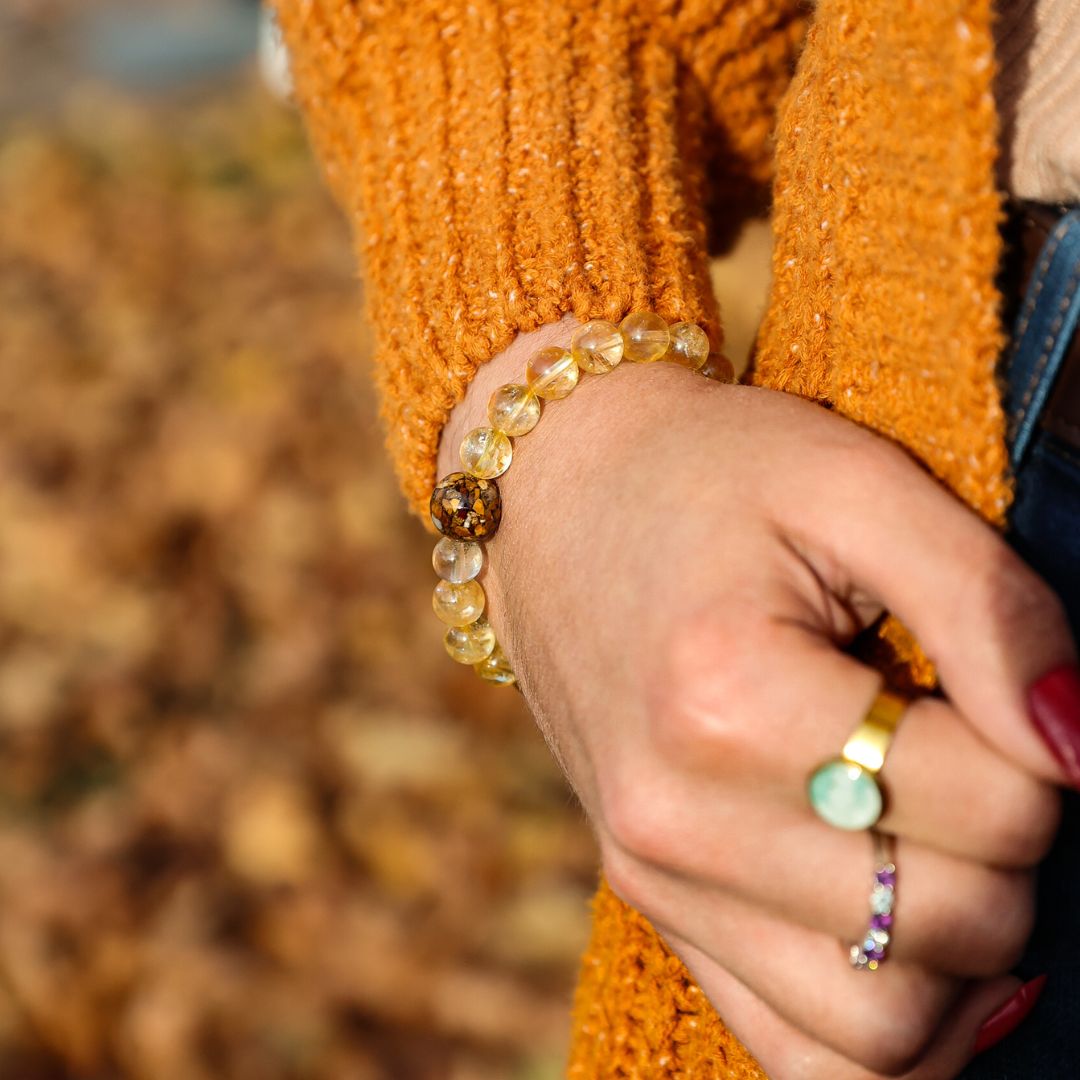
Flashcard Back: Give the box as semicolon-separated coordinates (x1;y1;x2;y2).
807;689;907;831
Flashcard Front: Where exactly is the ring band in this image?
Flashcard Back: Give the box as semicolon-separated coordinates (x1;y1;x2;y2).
851;833;896;971
807;688;907;831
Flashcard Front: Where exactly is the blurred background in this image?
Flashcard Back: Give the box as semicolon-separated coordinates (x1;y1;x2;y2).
0;2;602;1077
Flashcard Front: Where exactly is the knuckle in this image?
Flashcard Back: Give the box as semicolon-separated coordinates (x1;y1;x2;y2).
600;842;653;914
807;975;946;1075
647;611;757;768
847;434;919;502
980;872;1037;971
598;771;674;868
843;998;940;1075
866;435;915;477
934;871;1035;976
966;544;1064;638
857;1039;922;1076
871;1030;935;1075
983;776;1061;867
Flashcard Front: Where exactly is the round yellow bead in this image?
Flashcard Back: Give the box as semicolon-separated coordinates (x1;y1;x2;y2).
526;346;579;400
460;426;512;478
444;617;497;664
571;320;624;374
432;578;486;626
432;537;483;583
473;646;516;686
668;321;710;370
619;311;670;363
488;383;541;436
699;352;736;383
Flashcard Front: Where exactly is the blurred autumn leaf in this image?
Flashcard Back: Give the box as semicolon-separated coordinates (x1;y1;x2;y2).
0;20;596;1079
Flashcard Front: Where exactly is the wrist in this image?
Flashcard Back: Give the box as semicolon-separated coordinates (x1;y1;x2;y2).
482;357;726;637
429;310;733;686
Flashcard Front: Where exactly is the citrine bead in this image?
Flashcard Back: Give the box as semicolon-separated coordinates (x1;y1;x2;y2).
488;383;541;436
430;472;502;541
620;311;670;363
699;351;736;383
460;426;512;478
526;346;579;400
473;646;516;686
444;617;497;664
571;320;624;374
432;578;486;626
668;321;710;370
432;537;483;583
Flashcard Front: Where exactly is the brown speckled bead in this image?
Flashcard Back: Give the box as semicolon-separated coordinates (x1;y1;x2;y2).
430;472;502;541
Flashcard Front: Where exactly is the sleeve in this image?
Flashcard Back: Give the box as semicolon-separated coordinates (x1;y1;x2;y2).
272;0;805;516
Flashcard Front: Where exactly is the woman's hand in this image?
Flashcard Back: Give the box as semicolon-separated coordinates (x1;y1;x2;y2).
438;320;1076;1078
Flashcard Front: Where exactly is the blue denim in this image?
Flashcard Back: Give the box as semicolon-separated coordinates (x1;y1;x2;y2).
958;209;1080;1078
1005;209;1080;637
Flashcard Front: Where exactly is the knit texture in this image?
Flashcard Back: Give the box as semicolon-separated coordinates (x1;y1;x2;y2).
754;0;1010;526
567;879;768;1079
278;0;1011;1074
273;0;804;518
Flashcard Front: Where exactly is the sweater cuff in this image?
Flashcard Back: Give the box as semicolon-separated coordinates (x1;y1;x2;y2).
276;1;757;515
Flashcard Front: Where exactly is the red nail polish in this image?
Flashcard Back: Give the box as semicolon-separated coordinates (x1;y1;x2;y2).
1028;664;1080;788
973;975;1047;1056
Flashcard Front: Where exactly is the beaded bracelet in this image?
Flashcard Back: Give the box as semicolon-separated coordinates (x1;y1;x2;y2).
428;312;734;686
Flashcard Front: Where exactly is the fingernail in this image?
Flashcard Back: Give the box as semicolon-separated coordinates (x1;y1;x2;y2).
1028;664;1080;787
973;975;1047;1056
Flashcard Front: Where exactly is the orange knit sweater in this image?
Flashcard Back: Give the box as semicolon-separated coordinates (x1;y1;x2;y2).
274;0;1011;1074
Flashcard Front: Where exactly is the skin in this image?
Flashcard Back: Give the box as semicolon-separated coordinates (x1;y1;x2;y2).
438;315;1077;1079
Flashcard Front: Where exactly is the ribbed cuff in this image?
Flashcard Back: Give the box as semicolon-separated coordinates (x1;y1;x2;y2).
275;0;791;515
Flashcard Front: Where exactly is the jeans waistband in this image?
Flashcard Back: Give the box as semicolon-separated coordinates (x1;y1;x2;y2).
1003;206;1080;467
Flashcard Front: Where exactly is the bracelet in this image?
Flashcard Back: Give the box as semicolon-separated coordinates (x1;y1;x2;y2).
428;312;734;686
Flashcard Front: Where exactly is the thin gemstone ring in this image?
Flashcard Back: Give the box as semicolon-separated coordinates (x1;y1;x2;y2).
850;833;896;971
807;689;908;831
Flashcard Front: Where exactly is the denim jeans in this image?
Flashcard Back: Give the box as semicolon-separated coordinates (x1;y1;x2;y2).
958;208;1080;1078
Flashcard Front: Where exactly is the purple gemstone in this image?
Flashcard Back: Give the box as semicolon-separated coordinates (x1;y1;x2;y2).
876;869;897;887
870;914;893;929
869;947;886;961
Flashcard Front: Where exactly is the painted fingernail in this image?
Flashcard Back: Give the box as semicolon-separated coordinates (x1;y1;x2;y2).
973;975;1047;1056
1028;664;1080;787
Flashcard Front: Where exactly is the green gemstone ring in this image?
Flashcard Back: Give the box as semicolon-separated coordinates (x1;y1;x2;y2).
807;689;908;831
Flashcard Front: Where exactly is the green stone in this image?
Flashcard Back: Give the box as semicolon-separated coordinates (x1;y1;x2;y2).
807;759;882;830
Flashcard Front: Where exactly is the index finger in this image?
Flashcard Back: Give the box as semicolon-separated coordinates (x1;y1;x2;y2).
781;429;1078;789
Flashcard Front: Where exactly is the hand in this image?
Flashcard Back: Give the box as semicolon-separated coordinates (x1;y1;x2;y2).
438;321;1075;1077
